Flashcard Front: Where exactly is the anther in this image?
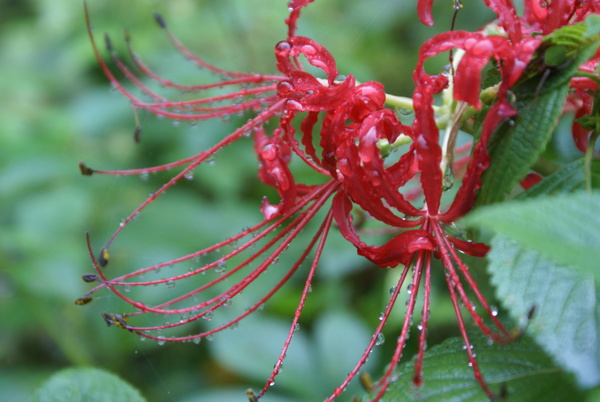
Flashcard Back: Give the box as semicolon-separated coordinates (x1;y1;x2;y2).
78;162;94;176
81;273;98;283
245;388;258;402
75;296;93;305
98;247;110;267
154;13;167;29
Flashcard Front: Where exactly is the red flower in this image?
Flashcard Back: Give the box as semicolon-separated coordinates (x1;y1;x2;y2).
77;1;598;400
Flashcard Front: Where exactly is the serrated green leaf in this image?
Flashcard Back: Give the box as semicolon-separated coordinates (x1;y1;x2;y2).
30;367;146;402
464;191;600;278
477;78;571;206
477;18;600;206
377;334;581;401
520;159;600;198
486;235;600;388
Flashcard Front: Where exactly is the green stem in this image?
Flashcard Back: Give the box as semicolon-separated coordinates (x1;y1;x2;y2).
585;130;600;191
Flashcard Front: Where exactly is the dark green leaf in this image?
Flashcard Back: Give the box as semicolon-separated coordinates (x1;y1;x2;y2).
30;367;146;402
520;159;600;198
486;235;600;388
477;18;600;206
377;334;581;401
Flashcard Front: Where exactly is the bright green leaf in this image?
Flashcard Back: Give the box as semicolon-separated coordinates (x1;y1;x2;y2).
377;334;581;401
30;367;146;402
464;191;600;278
487;235;600;388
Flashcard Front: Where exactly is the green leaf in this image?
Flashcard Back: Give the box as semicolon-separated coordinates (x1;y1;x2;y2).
486;235;600;388
464;191;600;278
477;18;600;206
520;158;600;198
30;367;146;402
377;334;581;401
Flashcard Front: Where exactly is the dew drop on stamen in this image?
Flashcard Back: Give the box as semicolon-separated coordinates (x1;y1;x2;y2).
407;284;414;295
389;286;397;295
193;337;202;344
379;312;385;321
157;338;166;346
202;311;214;321
490;305;499;317
215;260;227;274
375;333;385;346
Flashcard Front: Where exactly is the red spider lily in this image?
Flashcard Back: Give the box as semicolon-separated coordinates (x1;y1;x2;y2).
77;1;591;401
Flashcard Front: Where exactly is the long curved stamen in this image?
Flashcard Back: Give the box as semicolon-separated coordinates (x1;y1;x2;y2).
433;222;512;342
258;209;335;397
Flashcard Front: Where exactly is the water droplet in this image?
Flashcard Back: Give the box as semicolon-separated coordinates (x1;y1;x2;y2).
184;173;194;180
407;284;414;295
215;260;227;274
157;338;166;346
166;280;175;289
389;286;397;295
140;171;149;181
379;312;385;321
193;337;202;345
202;311;214;321
293;323;300;332
205;334;214;341
124;286;131;293
375;333;385;346
490;305;499;317
139;335;146;342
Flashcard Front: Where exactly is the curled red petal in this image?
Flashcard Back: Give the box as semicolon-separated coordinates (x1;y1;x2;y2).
254;127;297;219
332;192;434;267
417;0;435;26
275;36;339;84
447;236;490;257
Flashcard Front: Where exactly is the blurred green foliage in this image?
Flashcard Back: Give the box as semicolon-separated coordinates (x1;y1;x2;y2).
0;0;494;401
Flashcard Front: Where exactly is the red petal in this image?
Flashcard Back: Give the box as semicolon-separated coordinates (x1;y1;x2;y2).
332;193;433;267
417;0;435;26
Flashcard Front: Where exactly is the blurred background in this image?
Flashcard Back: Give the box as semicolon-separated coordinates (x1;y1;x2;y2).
0;0;493;400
